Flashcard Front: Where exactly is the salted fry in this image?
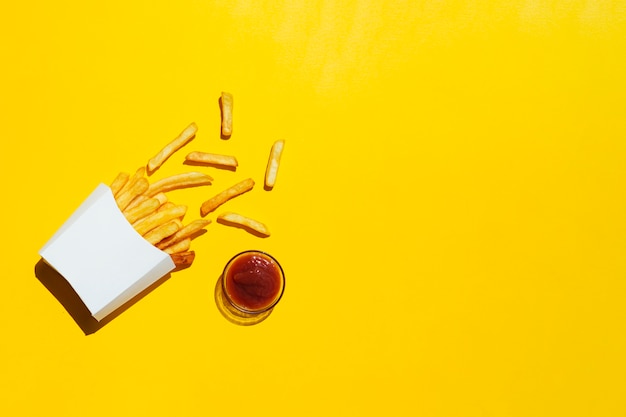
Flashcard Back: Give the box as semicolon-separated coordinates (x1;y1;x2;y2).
133;204;187;236
143;219;182;245
171;251;195;268
162;238;191;255
145;172;212;197
185;151;238;168
220;92;233;137
200;178;254;217
123;197;160;224
147;122;198;173
115;177;149;211
265;139;285;189
157;219;211;249
153;192;168;206
110;172;129;196
217;212;270;237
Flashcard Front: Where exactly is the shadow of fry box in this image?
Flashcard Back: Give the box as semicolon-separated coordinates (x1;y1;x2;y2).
38;184;175;321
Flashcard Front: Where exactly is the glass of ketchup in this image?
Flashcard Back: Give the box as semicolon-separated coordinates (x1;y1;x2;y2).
221;250;285;317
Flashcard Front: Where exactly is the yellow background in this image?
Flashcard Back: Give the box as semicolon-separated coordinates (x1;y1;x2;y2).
1;1;626;415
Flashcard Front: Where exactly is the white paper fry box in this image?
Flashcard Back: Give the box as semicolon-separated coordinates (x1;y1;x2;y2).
39;183;175;321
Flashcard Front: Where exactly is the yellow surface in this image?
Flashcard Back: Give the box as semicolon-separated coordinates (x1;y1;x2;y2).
1;1;626;415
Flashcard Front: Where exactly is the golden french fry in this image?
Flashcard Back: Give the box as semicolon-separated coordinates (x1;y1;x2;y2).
220;92;233;137
123;197;160;224
133;205;187;236
185;151;238;168
117;167;146;197
162;238;191;255
157;202;176;212
143;219;182;245
110;172;129;196
265;139;285;189
125;194;149;211
217;212;270;237
153;192;168;206
115;177;149;211
157;219;211;249
147;122;198;173
145;172;212;197
200;178;254;217
171;251;195;268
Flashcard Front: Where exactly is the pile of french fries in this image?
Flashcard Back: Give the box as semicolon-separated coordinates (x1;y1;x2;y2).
109;92;285;269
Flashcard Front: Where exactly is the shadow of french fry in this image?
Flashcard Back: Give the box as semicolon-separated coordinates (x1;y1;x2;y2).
34;258;172;335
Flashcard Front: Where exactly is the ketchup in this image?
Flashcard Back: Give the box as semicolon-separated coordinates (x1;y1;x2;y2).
223;251;285;313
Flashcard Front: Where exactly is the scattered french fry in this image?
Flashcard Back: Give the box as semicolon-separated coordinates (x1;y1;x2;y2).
162;238;191;255
143;219;182;245
217;212;270;237
115;177;149;211
145;172;213;197
123;197;160;224
200;178;254;217
265;139;285;189
185;151;238;168
171;251;195;268
133;204;187;236
147;122;198;173
117;167;146;198
110;172;129;196
220;92;233;137
157;219;211;249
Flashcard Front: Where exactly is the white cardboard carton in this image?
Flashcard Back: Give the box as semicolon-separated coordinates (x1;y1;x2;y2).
39;184;175;321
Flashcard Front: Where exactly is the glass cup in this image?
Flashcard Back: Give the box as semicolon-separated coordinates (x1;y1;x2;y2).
220;250;285;318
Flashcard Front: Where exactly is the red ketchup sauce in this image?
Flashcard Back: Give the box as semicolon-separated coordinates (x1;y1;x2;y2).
223;251;284;313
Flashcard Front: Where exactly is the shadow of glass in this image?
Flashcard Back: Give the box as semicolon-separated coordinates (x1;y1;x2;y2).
34;258;173;335
214;275;274;326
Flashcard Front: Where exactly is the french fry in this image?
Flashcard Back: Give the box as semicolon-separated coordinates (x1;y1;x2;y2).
200;178;254;217
153;192;168;206
171;251;195;268
123;197;160;224
115;177;149;211
185;151;238;168
220;92;233;137
158;202;176;213
110;172;129;196
133;205;187;236
147;122;198;173
117;167;146;197
162;238;191;255
157;219;211;249
145;172;212;197
265;139;285;189
217;212;270;237
125;194;149;211
143;219;182;245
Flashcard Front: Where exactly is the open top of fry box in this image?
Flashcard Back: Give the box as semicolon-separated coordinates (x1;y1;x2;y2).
39;184;175;321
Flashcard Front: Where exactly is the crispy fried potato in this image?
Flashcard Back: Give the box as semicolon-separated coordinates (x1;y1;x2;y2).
157;202;176;213
115;177;149;211
171;251;195;268
116;167;146;198
265;139;285;189
217;212;270;237
185;151;238;168
220;92;233;137
157;219;211;249
147;122;198;173
145;172;212;197
133;204;187;236
143;219;182;245
162;238;191;255
200;178;254;217
110;172;129;196
125;194;149;211
123;197;160;224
